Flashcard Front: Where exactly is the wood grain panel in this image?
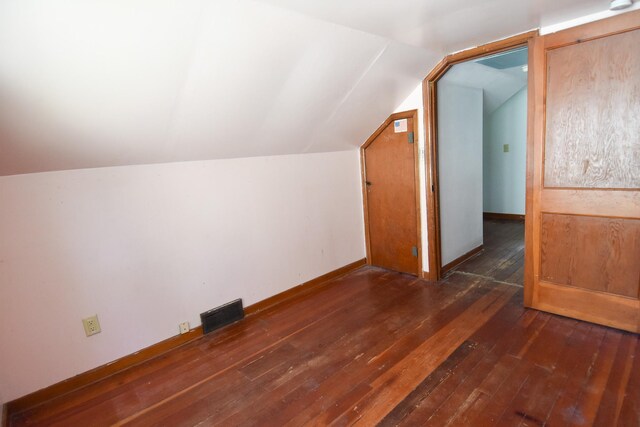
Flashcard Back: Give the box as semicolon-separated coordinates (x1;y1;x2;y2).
536;281;640;332
528;11;640;333
541;189;640;218
540;213;640;298
544;29;640;189
364;116;419;275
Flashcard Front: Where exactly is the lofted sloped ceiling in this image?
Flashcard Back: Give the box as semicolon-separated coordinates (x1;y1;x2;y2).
258;0;614;53
440;49;528;116
0;0;629;176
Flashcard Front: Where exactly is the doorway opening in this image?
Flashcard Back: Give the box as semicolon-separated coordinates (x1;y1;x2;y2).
424;32;535;284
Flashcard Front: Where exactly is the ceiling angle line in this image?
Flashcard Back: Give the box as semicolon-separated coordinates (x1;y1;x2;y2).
302;42;390;153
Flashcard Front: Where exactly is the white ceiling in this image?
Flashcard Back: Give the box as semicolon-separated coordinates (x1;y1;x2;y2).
259;0;611;52
440;57;528;115
0;0;632;175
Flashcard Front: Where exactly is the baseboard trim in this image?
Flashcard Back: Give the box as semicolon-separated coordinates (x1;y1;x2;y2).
422;270;437;281
245;258;367;316
483;212;525;221
442;245;483;274
2;402;8;427
4;258;367;422
5;325;204;419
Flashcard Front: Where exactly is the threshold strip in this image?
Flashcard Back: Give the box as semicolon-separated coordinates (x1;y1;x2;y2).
450;270;523;288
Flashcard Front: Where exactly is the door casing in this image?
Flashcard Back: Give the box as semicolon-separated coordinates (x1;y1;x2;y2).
422;30;538;282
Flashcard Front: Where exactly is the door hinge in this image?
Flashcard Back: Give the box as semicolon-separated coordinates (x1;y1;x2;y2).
411;246;418;257
407;132;414;144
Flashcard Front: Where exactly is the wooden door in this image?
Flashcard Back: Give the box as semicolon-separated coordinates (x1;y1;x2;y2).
527;12;640;333
362;111;420;276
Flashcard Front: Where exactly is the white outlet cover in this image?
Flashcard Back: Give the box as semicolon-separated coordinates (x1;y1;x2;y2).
179;322;190;334
82;315;101;337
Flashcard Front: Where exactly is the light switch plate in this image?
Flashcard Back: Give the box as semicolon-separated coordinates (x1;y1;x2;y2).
503;144;510;152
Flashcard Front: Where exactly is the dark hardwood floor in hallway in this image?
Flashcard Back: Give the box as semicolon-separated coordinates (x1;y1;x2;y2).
10;242;638;425
450;219;525;286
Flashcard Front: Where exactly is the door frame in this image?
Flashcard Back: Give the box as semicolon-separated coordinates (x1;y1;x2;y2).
360;109;422;276
422;30;538;282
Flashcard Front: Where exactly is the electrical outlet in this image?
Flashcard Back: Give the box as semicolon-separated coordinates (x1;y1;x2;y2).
82;315;101;337
179;321;190;335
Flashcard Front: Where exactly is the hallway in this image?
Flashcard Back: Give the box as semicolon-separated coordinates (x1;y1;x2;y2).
449;219;525;286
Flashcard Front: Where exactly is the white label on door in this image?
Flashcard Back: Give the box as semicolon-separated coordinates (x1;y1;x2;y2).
394;119;407;133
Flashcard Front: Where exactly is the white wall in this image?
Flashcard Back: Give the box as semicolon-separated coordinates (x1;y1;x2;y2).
394;84;428;272
437;82;484;266
483;87;527;215
0;150;365;403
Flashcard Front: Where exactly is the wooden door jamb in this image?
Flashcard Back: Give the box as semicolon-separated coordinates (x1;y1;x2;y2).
422;30;539;282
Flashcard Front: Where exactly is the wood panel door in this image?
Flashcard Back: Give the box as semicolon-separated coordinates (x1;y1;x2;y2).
527;11;640;333
362;111;420;276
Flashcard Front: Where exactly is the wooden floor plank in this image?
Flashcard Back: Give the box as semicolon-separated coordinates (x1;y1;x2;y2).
618;335;640;425
453;219;525;286
234;276;493;426
567;330;623;427
336;284;518;426
376;340;477;426
593;333;638;426
279;279;495;427
382;291;528;426
8;220;638;427
494;316;578;426
544;324;609;425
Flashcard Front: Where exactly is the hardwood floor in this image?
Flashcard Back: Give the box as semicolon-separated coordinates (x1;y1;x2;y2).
450;219;525;286
9;255;638;425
